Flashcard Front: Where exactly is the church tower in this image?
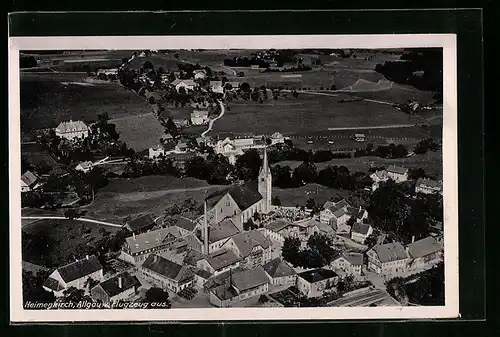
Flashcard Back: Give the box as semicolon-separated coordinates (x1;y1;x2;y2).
258;146;272;213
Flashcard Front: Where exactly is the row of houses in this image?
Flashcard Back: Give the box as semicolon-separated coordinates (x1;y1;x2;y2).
214;133;285;165
370;165;443;195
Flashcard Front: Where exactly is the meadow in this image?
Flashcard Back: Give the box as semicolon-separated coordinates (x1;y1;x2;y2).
273;183;352;208
83;175;227;223
22;219;119;267
214;94;419;136
112;113;165;151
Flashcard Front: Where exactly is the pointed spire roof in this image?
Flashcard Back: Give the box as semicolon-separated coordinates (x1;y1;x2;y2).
259;146;270;176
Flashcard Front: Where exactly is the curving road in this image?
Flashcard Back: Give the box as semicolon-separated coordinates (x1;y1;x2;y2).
21;216;122;228
201;100;225;138
220;64;237;75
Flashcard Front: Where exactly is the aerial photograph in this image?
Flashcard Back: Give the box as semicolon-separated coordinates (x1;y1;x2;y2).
19;47;445;309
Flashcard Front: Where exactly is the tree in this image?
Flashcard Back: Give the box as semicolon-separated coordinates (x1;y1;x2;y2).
271;196;281;206
62;287;86;303
292;162;317;186
235;149;262;181
282;237;302;267
22;270;55;305
64;208;80;220
306;233;336;267
408;168;427;180
364;232;378;249
143;60;154;70
165;117;179;137
144;287;171;307
271;165;293;188
240;82;251;93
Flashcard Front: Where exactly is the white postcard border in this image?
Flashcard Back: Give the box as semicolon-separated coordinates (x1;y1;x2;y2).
9;34;458;322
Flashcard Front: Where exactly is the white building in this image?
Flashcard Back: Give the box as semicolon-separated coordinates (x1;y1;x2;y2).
405;236;443;271
43;255;104;296
190;109;209;125
90;272;140;306
262;258;297;286
415;178;443;195
54;120;90;140
350;223;373;244
369;170;390;191
330;253;363;276
319;200;368;235
119;227;181;264
171;79;197;92
75;161;94;173
386;165;409;183
141;254;195;293
296;268;339;298
196;249;241;276
220;230;273;269
366;242;410;277
21;170;40;193
210;81;224;93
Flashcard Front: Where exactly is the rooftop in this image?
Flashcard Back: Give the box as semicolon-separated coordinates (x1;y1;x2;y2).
208;219;241;244
21;170;39;187
387;165;408;175
230;230;272;258
95;272;140;297
298;268;338;283
231;266;269;292
373;242;409;263
351;222;371;235
416;178;442;189
125;214;155;232
174;216;197;232
56;255;103;283
206;183;263;212
125;227;180;255
265;219;292;233
142;254;193;283
406;236;442;259
202;249;240;271
55;120;89;133
263;258;296;278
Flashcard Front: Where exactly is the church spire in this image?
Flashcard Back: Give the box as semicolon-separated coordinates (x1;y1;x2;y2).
260;146;270;175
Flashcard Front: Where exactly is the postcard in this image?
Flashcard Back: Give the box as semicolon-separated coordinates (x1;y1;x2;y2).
9;34;458;322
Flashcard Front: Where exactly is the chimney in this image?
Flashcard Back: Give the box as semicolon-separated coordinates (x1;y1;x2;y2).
203;200;210;255
411;235;415;243
118;277;122;289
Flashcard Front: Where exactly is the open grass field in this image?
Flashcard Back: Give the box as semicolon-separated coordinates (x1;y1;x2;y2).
83;175;226;223
20;73;153;131
214;94;419;136
126;55;181;70
273;183;353;208
272;150;443;179
112;113;165;151
22;218;119;267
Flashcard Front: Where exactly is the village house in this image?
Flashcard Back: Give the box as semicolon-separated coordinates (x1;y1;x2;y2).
124;213;156;234
191;268;213;289
224;81;241;91
97;68;119;76
119;227;180;264
262;257;297;286
204;149;272;230
196;249;241;275
405;236;443;271
54;120;90;140
190;109;209;126
43;255;104;296
220;230;273;268
172;118;190;128
175;138;190;152
149;145;166;160
330;252;363;276
350;222;373;244
269;132;286;145
170;233;203;255
354;133;366;142
415;178;443;195
171;79;198;92
296;268;339;298
171;216;197;237
210;80;224;94
260;219;313;246
209;266;270;307
369;169;389;191
75;161;94;173
319;200;368;235
366;242;410;277
303;218;337;239
21;170;41;193
193;69;207;80
141;254;195;293
90;271;140;306
199;218;241;252
387;165;409;183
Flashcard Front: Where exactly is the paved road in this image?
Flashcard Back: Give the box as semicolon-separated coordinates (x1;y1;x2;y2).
21;216;122;228
201;100;225;138
220;64;237;75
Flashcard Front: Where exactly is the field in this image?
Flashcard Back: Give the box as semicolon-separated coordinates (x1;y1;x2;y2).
22;219;119;267
215;94;419;136
273;183;353;208
126;55;180;70
83;175;227;223
112;113;165;150
272;150;443;179
20;73;153;131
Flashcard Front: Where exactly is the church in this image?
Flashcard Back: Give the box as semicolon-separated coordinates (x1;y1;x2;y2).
202;147;272;232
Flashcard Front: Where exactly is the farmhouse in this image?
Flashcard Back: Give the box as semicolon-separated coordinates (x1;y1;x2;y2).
303;218;337;239
171;216;197;236
54;120;90;140
170;233;203;255
210;81;224;94
43;255;104;296
350;223;373;244
262;258;297;286
386;165;409;183
354;133;366;142
366;242;409;277
190;109;209;126
214;137;267;164
75;161;94;173
369;169;389;191
330;253;363;276
172;79;197;92
220;230;273;268
124;213;156;234
97;68;119;76
319;200;368;235
119;227;180;264
405;236;443;270
172;118;190;128
296;268;339;298
415;178;442;195
141;254;195;293
193;70;207;80
21;170;41;193
260;219;316;246
209;266;270;307
191;268;213;289
196;249;241;275
90;272;140;306
175;138;190;152
204;148;272;230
